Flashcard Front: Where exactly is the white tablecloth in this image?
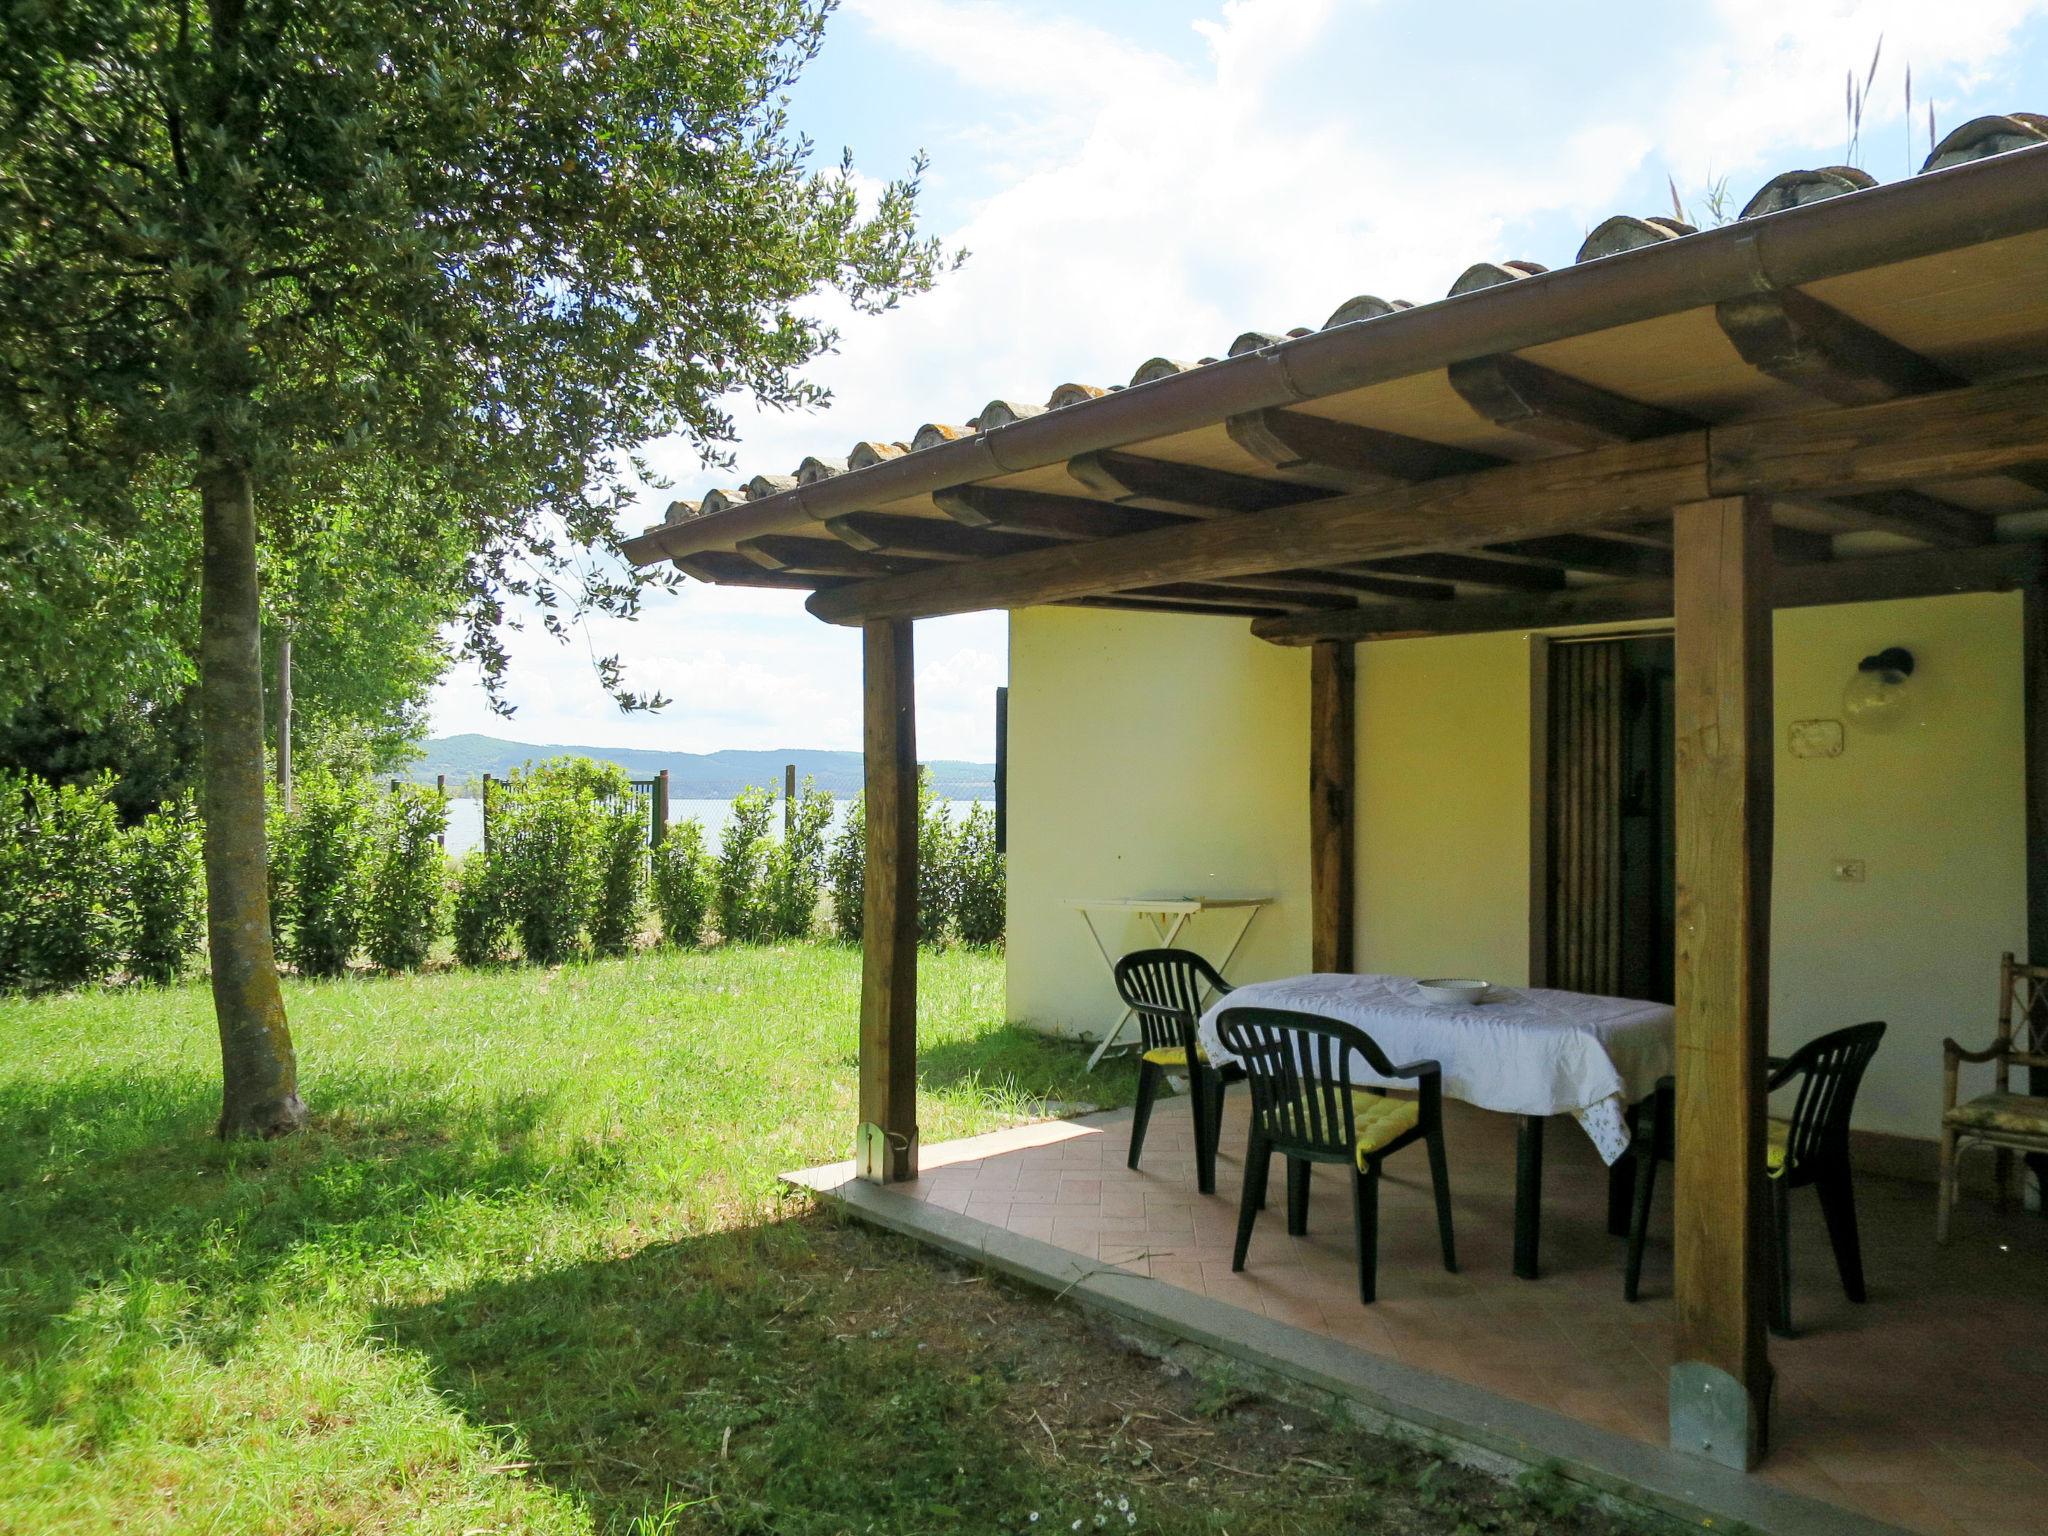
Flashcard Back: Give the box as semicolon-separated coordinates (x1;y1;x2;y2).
1198;974;1675;1165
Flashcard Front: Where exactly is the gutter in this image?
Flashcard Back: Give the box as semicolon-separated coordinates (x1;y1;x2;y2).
623;143;2048;568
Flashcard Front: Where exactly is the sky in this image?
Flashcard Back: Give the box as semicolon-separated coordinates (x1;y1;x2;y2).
426;0;2048;763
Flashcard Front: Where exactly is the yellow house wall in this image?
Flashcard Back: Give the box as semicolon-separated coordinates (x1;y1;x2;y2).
1004;607;1310;1039
1003;593;2026;1143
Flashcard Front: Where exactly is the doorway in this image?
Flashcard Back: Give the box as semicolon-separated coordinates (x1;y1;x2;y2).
1534;634;1675;1004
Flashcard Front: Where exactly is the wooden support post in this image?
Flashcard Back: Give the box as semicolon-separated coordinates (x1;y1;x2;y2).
274;630;293;813
654;769;671;848
2024;587;2048;1205
435;775;446;849
785;761;797;840
481;773;492;853
858;620;919;1183
1309;641;1356;972
1670;495;1774;1469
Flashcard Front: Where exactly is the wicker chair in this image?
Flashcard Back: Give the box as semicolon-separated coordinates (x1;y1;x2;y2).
1938;953;2048;1241
1216;1005;1456;1305
1625;1020;1886;1335
1112;949;1241;1194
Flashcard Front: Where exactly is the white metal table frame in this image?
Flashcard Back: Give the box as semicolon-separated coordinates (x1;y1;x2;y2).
1064;896;1270;1071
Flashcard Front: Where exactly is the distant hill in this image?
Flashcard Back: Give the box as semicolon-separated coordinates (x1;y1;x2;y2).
409;734;994;799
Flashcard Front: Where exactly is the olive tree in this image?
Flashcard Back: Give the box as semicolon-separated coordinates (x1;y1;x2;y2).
0;0;950;1135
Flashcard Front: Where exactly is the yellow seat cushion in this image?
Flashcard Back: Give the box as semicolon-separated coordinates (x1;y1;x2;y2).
1766;1118;1793;1179
1943;1092;2048;1138
1141;1043;1209;1069
1348;1091;1421;1168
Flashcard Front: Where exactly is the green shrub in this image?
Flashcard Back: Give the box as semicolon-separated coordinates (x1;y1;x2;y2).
363;785;449;972
0;772;30;988
916;773;958;948
451;851;508;966
4;773;125;991
650;819;714;947
122;796;206;984
491;758;619;965
273;768;373;977
826;791;865;943
764;778;834;941
714;786;775;943
588;799;649;957
953;800;1005;948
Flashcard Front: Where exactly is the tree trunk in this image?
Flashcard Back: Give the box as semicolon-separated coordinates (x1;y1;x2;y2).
200;462;306;1138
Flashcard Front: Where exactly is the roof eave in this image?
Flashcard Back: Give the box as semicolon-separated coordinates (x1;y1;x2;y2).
622;141;2048;570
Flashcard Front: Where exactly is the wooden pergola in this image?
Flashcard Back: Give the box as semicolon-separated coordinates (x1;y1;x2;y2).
625;121;2048;1469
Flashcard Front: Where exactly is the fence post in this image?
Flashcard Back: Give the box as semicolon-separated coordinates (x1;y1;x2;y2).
784;761;796;839
653;769;670;848
994;685;1008;855
275;629;293;813
481;773;492;853
436;774;447;849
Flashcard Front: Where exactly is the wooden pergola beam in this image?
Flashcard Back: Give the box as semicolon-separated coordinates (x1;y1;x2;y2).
736;534;934;578
935;484;1191;540
1715;286;1960;407
1448;353;1693;449
856;619;919;1184
1068;449;1315;516
1716;284;2048;501
1226;406;1501;490
1249;541;2048;645
1454;353;1992;547
825;511;1050;562
1309;642;1356;972
805;374;2048;628
1669;495;1773;1468
811;432;1711;624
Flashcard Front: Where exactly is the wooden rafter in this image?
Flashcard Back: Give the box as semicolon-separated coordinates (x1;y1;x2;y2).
1447;353;1693;449
1715;286;1960;407
736;535;934;578
804;374;2048;627
1225;407;1500;490
1450;352;1993;547
934;484;1189;539
1716;283;2048;499
677;552;850;590
824;511;1049;562
1249;541;2048;645
1067;449;1314;516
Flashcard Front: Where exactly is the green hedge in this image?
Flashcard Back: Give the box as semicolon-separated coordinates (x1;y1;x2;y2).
0;772;204;992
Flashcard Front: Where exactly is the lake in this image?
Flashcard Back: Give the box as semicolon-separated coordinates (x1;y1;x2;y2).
439;795;990;858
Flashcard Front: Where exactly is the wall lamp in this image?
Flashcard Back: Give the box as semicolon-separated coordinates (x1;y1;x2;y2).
1842;646;1916;730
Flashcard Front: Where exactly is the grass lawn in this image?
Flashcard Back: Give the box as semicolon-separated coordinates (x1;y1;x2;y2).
0;944;1650;1535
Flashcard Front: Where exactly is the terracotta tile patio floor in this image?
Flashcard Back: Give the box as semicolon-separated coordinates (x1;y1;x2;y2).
893;1093;2048;1536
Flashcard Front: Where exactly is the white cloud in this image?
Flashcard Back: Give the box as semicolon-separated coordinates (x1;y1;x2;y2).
436;0;2048;761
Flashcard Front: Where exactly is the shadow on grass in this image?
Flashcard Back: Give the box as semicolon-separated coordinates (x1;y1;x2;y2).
374;1212;1089;1534
0;1066;595;1374
914;1027;1138;1111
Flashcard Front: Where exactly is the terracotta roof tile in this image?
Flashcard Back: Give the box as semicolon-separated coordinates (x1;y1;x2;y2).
1576;215;1693;262
1925;114;2048;172
847;441;908;470
1448;259;1547;296
911;423;971;452
976;399;1046;429
642;118;2048;549
1130;357;1199;385
1046;382;1106;409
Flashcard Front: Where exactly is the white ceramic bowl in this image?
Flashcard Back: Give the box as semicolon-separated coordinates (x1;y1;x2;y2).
1416;978;1490;1008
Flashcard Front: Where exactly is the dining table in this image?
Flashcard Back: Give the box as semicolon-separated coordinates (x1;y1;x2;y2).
1198;972;1676;1278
